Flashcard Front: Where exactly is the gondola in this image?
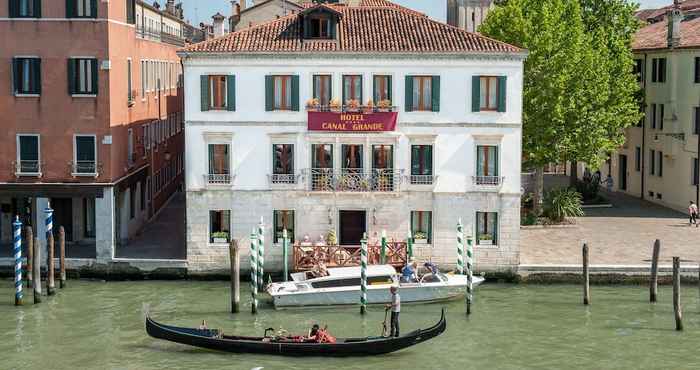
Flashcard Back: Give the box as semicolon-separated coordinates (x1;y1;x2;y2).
145;309;446;357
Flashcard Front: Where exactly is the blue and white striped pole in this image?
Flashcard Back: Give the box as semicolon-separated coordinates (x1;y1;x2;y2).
250;230;258;314
45;203;53;240
45;203;56;295
13;216;23;306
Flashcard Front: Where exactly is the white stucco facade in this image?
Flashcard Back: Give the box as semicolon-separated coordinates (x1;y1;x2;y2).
182;53;525;273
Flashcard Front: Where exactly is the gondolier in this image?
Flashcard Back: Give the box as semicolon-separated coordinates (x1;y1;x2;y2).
386;286;400;337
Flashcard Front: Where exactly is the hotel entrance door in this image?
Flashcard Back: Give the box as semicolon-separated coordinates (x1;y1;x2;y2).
339;210;366;245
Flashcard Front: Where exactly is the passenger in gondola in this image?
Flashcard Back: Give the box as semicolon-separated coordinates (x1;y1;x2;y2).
198;320;208;331
401;259;418;283
306;324;336;343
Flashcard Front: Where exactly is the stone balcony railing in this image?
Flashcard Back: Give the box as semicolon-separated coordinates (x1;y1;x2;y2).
14;160;42;177
268;173;299;185
473;175;504;187
305;168;404;192
204;173;232;185
407;174;437;186
70;161;101;178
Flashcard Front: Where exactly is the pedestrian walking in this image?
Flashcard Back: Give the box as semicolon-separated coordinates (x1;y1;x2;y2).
605;174;614;192
689;201;698;227
385;285;401;337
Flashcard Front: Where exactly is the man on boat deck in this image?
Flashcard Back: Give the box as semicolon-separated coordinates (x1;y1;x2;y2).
401;260;419;283
386;285;401;337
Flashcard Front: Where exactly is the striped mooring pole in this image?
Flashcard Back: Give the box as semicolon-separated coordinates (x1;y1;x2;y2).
380;230;387;264
257;217;265;292
45;204;55;296
45;202;53;240
466;231;474;315
282;229;289;282
360;232;368;315
13;216;23;306
406;227;413;261
456;218;464;275
249;230;258;314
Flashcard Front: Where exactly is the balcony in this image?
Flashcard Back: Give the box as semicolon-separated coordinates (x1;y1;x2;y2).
306;168;404;192
268;173;299;185
473;175;504;188
204;174;232;186
408;174;436;186
136;24;185;46
14;160;42;177
70;161;101;178
306;104;397;113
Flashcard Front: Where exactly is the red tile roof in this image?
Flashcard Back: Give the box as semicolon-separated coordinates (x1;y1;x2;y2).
183;1;523;54
633;16;700;50
636;0;700;23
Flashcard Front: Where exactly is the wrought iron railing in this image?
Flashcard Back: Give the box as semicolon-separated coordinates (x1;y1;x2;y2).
71;160;99;176
474;175;504;186
269;173;298;185
135;24;185;46
205;174;232;185
307;168;403;192
408;174;436;185
14;160;41;175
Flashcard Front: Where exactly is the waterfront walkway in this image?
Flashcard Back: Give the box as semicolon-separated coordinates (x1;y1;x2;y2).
521;188;696;267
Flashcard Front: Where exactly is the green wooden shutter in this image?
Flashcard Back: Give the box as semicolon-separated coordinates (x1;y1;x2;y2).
373;76;378;105
90;58;98;94
431;76;440;112
497;76;507;112
494;147;499;176
387;75;392;103
226;75;236;111
312;76;318;101
9;0;18;17
11;58;19;94
471;75;480;112
265;75;274;111
410;145;419;175
358;75;363;104
34;59;41;95
200;75;209;112
90;0;97;17
67;59;76;94
66;0;74;17
426;145;433;175
291;75;300;111
405;76;413;112
34;0;41;17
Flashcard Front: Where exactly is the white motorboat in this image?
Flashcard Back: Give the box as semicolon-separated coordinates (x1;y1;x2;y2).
266;265;485;309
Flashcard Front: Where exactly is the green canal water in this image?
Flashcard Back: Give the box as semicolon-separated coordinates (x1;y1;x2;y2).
2;281;700;370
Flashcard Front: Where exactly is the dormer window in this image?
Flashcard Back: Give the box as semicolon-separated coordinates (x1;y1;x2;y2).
300;5;341;40
310;17;330;38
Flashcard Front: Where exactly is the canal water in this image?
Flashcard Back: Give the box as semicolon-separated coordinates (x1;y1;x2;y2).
2;281;700;370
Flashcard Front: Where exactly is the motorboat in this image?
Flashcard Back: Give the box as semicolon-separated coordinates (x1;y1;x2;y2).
266;265;485;309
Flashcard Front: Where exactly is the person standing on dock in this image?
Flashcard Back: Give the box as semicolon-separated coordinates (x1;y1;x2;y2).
689;201;698;227
386;286;401;337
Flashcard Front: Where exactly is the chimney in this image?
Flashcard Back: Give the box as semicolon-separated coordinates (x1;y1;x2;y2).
667;0;682;48
212;12;225;38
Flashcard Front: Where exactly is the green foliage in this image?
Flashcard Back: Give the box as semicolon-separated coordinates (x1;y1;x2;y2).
543;188;584;222
326;229;337;246
211;231;229;239
575;177;600;202
521;212;538;226
479;0;642;169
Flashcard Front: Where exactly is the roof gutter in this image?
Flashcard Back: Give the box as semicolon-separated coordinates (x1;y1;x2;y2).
177;50;529;60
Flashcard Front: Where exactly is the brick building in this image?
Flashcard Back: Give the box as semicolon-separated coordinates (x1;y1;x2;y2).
0;0;186;261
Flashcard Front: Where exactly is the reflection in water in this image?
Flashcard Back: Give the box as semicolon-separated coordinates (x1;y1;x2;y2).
1;282;700;370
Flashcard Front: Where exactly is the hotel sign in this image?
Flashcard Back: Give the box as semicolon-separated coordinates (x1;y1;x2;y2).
308;112;398;132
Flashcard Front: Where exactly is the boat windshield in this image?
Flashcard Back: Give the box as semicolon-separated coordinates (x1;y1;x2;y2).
311;275;393;289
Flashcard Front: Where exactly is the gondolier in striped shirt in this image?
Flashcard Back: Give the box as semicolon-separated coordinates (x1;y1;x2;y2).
386;285;401;337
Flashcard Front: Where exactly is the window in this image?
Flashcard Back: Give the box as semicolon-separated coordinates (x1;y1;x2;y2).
16;135;40;174
342;75;362;104
650;150;655;175
273;75;292;110
312;75;332;106
373;75;392;104
693;158;699;186
74;135;96;174
84;198;96;238
651;104;656;129
633;59;644;83
67;0;96;18
140;181;146;211
479;76;499;111
342;144;363;172
272;144;294;183
658;151;663;177
411;211;432;244
9;0;40;18
695;57;700;84
312;144;333;169
273;210;295;243
476;145;499;185
372;145;393;170
476;212;498;246
127;129;134;165
126;0;135;24
209;210;230;243
129;184;136;219
68;58;98;95
208;144;230;175
411;76;433;111
651;58;666;83
695;107;700;135
635;147;641;172
410;145;433;184
127;59;133;103
141;60;146;98
12;57;41;95
659;104;664;131
209;75;227;110
309;17;330;38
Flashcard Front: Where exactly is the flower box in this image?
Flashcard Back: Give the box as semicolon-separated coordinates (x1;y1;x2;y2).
213;237;228;244
414;238;428;244
479;239;493;246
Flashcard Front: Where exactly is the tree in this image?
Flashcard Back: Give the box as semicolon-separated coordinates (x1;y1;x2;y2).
479;0;641;214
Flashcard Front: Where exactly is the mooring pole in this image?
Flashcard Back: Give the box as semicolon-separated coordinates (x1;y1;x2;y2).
360;232;368;315
229;239;240;313
249;230;258;315
59;226;66;289
650;239;660;302
33;236;42;304
673;256;682;331
13;217;23;306
456;218;464;275
45;204;55;296
406;227;413;261
26;227;33;289
282;229;289;282
257;217;265;293
583;243;590;305
380;229;387;265
466;232;474;315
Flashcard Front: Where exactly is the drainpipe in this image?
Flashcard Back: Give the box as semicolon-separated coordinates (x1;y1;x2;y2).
641;53;647;200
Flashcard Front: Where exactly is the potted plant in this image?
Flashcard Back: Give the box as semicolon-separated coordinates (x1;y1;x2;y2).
329;98;341;112
478;233;494;246
211;231;229;244
346;99;360;111
306;98;319;111
413;231;428;244
377;99;392;112
365;99;374;112
326;229;338;246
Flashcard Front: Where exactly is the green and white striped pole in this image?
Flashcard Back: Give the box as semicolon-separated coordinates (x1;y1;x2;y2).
406;227;413;261
249;230;258;314
380;229;387;265
257;217;265;291
360;232;368;315
457;218;464;275
466;229;474;315
282;229;289;282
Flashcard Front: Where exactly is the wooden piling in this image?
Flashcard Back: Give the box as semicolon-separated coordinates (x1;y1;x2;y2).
650;239;660;303
26;227;33;289
59;226;66;288
229;240;240;313
673;257;682;331
33;236;41;304
47;232;55;296
582;243;590;305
